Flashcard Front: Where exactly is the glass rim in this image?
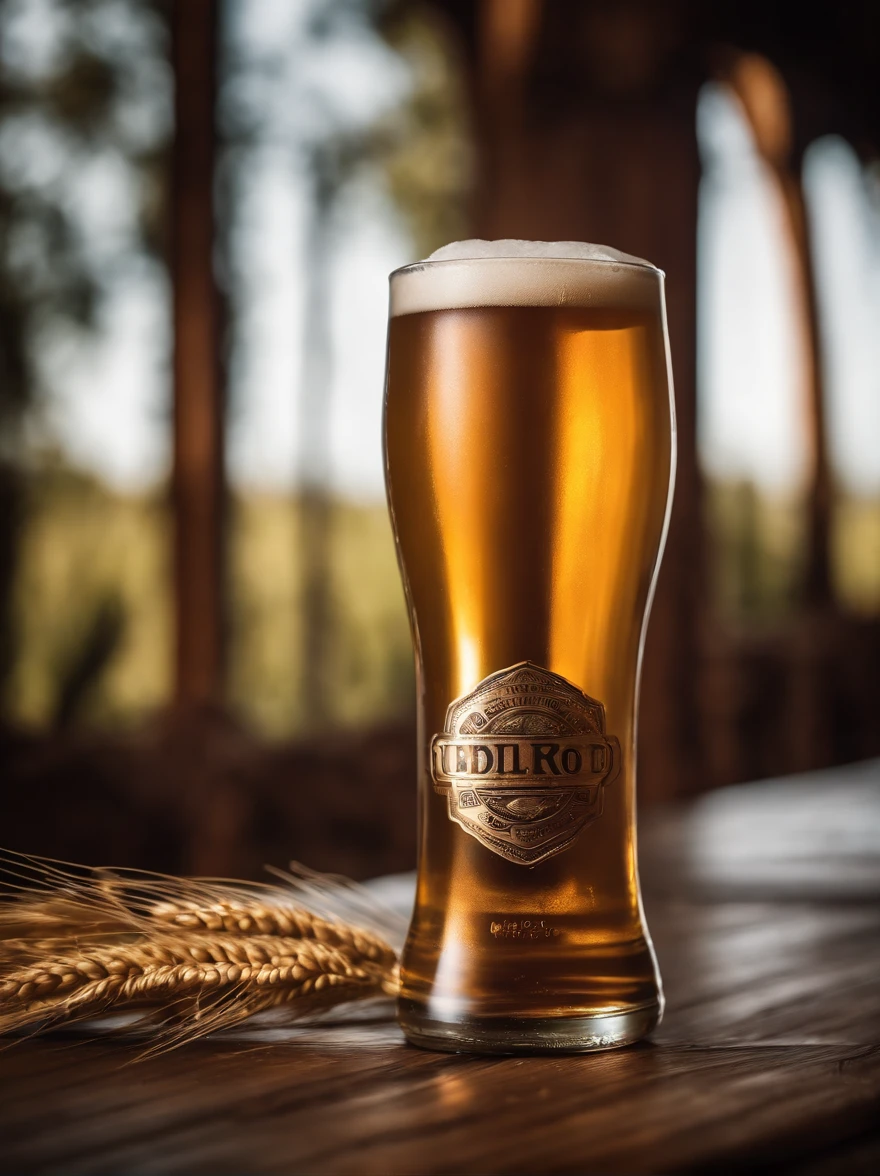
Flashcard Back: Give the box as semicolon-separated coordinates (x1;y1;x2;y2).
390;254;665;282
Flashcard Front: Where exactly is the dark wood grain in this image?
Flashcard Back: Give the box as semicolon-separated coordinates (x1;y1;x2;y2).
1;759;878;1175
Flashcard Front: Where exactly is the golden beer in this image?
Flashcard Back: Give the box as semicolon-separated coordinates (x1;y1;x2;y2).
384;243;675;1052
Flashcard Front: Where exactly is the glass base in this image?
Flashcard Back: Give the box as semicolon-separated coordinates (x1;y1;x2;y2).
398;998;662;1055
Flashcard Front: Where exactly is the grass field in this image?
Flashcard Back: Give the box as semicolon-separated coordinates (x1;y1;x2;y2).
5;468;412;736
228;491;413;736
4;467;878;735
706;480;880;621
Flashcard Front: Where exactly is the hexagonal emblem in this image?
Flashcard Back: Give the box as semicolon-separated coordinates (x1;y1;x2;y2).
431;662;620;866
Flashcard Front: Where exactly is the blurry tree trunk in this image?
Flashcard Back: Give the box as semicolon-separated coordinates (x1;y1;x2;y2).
0;462;20;699
296;156;336;729
171;0;225;707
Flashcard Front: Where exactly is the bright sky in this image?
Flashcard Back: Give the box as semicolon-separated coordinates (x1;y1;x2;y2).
6;1;880;500
698;82;880;497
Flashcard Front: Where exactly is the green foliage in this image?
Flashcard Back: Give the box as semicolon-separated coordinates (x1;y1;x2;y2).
832;494;880;615
705;479;880;621
375;3;473;255
0;0;170;427
4;462;171;729
4;468;413;737
705;480;807;621
228;490;413;737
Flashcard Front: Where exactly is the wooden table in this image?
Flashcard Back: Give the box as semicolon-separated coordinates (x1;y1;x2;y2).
2;760;879;1174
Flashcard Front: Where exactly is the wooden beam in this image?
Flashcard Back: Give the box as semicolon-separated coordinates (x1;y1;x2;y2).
170;0;225;707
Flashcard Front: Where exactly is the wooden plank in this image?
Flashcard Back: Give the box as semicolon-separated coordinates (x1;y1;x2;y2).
640;760;880;900
2;765;878;1173
0;1038;877;1174
0;897;876;1174
651;902;880;1045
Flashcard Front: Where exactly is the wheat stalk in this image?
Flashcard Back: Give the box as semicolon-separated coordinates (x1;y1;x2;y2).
0;937;396;1035
2;936;384;1001
148;898;397;967
0;851;403;1050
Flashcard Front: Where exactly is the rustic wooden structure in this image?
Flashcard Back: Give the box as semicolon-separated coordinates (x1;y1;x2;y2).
158;0;880;807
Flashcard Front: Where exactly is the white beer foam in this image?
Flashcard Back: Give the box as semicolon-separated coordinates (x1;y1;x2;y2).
427;239;653;266
390;239;661;317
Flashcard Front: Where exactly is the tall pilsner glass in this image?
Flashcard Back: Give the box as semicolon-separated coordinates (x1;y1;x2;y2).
383;242;675;1053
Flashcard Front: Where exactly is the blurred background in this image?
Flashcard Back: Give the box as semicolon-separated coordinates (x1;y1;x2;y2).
0;0;878;880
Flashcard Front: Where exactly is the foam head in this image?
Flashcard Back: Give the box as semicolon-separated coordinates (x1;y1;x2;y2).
390;239;662;317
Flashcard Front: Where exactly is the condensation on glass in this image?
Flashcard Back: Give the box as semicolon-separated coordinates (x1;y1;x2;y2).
383;242;676;1053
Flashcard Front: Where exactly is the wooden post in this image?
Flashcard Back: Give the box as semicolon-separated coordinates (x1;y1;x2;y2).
722;52;833;609
465;0;706;803
170;0;225;707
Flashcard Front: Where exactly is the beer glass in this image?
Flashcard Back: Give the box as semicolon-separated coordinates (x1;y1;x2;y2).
383;242;675;1053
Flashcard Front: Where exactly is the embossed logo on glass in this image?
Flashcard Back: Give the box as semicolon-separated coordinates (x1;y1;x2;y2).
431;662;620;866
